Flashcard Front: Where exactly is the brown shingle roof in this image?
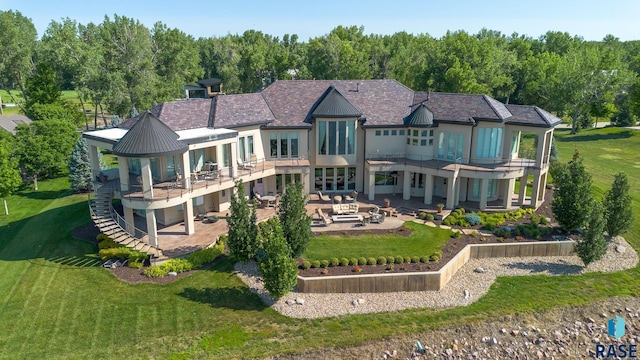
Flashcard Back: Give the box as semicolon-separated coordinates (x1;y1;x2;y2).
412;92;512;125
261;80;414;127
505;104;562;128
211;93;275;128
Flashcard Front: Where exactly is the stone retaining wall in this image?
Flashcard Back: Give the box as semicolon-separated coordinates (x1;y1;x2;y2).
297;241;575;293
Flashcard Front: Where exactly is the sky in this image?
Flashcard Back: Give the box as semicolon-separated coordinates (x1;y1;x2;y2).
1;0;639;41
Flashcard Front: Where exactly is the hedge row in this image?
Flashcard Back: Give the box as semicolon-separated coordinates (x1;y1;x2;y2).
300;251;443;269
143;240;225;278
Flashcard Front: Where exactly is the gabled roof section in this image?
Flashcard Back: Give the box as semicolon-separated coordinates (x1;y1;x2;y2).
210;93;275;129
308;86;362;121
505;104;563;128
412;92;511;125
403;104;435;127
112;111;188;158
119;99;212;131
0;114;32;134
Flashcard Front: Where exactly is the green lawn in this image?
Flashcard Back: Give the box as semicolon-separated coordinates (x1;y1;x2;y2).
0;127;639;359
303;222;451;261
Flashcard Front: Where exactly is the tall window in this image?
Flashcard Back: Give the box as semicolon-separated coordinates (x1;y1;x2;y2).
290;133;298;157
239;136;246;161
475;127;503;159
280;133;288;157
222;144;230;167
315;167;356;191
190;148;205;171
248;135;254;156
318;120;355;155
270;133;277;157
471;179;498;199
437;133;464;161
511;133;518;155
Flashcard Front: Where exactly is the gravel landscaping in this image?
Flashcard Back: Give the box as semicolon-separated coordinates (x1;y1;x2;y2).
234;235;638;319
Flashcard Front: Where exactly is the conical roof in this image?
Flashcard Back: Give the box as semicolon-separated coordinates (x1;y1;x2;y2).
404;104;435;127
310;86;362;118
112;111;188;158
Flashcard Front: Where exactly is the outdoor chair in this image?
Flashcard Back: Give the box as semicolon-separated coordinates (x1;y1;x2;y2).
237;158;247;170
345;190;358;202
316;208;332;226
317;191;331;202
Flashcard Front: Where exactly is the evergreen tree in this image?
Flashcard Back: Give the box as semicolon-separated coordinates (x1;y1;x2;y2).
277;183;312;258
258;217;298;299
109;115;122;128
68;138;93;193
575;201;607;266
551;150;594;231
226;180;258;261
603;172;634;237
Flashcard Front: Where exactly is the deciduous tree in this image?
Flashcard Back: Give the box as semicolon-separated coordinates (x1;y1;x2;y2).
0;10;37;110
0;132;21;215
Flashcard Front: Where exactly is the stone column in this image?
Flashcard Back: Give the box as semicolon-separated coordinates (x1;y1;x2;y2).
518;169;528;205
424;174;433;204
117;156;130;192
531;170;542;209
368;170;376;201
145;209;158;247
403;170;411;200
503;178;516;209
184;200;195;235
446;174;458;210
181;151;191;189
140;158;153;200
124;207;135;235
479;178;488;210
230;143;238;179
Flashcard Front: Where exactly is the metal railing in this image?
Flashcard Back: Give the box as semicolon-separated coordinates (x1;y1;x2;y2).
365;153;549;171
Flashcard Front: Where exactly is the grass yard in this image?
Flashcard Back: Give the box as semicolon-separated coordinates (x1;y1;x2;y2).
303;222;451;261
0;127;639;359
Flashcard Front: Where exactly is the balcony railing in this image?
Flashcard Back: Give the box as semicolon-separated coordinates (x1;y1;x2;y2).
365;153;549;171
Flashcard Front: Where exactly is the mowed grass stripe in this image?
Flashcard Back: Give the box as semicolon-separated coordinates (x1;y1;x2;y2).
42;278;73;354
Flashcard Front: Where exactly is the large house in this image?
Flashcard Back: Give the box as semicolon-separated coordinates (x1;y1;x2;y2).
83;79;560;254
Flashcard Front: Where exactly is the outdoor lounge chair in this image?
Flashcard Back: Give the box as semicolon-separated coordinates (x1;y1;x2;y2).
345;190;358;202
317;191;331;202
316;208;332;226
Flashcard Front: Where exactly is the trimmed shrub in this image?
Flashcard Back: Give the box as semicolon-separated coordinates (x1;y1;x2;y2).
311;260;321;268
339;258;349;266
404;256;411;263
387;256;395;264
301;260;311;269
420;255;430;263
143;266;167;278
411;256;420;263
186;243;225;268
457;207;465;214
143;259;193;278
451;231;461;238
394;256;404;264
128;259;144;269
349;258;358;266
429;250;443;262
366;257;376;265
98;237;120;250
358;257;367;266
320;259;329;268
418;211;427;220
329;258;339;267
377;256;387;265
425;213;434;221
465;213;482;226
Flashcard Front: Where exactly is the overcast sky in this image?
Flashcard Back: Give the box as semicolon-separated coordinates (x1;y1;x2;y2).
2;0;638;41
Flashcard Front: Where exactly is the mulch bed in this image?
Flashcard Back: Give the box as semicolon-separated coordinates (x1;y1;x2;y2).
74;188;564;284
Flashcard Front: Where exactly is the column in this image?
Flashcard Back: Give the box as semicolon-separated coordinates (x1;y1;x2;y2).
181;151;191;189
446;174;457;209
518;170;528;205
145;209;158;247
89;145;101;178
424;174;433;204
368;170;376;201
503;178;516;209
124;207;135;235
117;156;130;191
403;170;411;200
140;158;153;200
453;176;461;207
479;178;488;210
531;170;542;209
534;130;549;168
302;169;311;195
230;143;238;179
184;200;195;235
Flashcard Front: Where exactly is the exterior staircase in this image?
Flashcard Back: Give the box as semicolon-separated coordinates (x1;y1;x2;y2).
89;188;163;258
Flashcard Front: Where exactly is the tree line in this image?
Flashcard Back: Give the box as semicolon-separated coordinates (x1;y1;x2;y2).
1;10;640;129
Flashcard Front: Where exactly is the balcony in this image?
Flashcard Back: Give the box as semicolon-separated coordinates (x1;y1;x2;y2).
365;153;546;173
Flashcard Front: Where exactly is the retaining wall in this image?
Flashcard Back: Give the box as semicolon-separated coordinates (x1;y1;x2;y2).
296;241;575;293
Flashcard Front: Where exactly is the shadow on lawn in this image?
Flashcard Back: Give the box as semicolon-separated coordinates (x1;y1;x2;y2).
503;260;583;275
556;129;634;143
179;287;268;311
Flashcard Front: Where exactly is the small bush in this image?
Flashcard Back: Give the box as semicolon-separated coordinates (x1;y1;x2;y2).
366;257;376;265
429;250;443;262
143;266;167;278
329;258;339;267
320;260;329;268
98;237;120;250
96;233;111;242
377;256;387;265
540;216;549;225
339;258;349;266
504;231;511;238
404;256;411;263
451;231;461;238
387;256;395;264
443;217;456;226
311;260;321;268
425;213;434;221
358;257;367;266
394;256;404;264
301;261;311;269
420;255;430;263
471;231;479;237
465;213;481;226
418;211;427;220
386;264;395;271
457;207;465;214
128;259;144;269
143;259;193;278
411;256;420;263
186;244;224;268
349;258;358;266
